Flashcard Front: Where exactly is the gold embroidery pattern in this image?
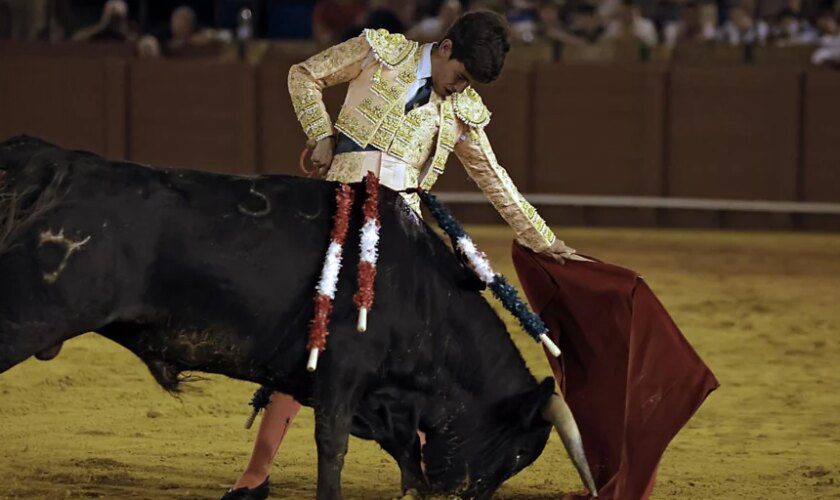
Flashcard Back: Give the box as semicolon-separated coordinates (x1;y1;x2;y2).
335;46;421;148
325;155;363;183
288;35;371;142
454;129;556;251
421;99;456;191
370;75;402;103
388;105;437;165
400;192;422;214
295;97;333;141
363;29;419;69
368;105;402;151
452;87;492;129
400;166;422;214
335;112;373;146
356;96;387;124
476;130;555;247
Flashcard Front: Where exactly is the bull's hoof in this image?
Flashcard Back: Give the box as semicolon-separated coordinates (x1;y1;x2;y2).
220;476;270;500
392;488;419;500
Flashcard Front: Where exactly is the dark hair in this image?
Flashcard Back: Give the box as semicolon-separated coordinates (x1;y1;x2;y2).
443;11;510;84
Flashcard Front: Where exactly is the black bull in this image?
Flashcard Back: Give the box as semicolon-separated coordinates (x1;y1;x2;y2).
0;136;562;499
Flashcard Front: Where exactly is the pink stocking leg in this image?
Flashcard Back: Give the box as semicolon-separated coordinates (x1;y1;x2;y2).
233;391;302;489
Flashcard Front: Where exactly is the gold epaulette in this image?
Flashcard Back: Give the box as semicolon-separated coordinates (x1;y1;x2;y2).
363;28;419;70
452;87;491;129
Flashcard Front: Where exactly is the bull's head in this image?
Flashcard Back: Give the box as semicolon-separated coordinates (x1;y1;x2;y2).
421;378;597;499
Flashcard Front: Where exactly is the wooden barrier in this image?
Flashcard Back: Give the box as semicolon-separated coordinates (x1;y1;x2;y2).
801;70;840;203
257;58;345;175
671;42;745;66
666;67;800;201
0;57;126;157
532;64;665;196
752;45;817;67
0;41;135;59
527;64;667;226
665;67;802;228
127;60;257;175
0;50;837;229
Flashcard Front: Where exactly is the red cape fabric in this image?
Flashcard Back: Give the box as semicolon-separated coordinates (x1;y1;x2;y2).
511;242;719;500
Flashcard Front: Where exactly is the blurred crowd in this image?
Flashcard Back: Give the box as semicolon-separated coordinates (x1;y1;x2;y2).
1;0;839;64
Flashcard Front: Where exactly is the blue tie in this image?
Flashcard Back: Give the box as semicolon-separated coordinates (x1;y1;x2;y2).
404;78;433;113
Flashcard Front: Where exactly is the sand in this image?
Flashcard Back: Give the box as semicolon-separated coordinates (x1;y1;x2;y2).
1;227;838;499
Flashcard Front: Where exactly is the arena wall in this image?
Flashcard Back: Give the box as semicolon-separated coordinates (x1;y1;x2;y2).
1;42;838;229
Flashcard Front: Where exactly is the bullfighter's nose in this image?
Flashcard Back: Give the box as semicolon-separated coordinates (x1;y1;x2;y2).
34;341;63;361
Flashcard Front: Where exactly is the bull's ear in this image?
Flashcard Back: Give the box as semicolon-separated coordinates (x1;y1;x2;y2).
499;377;556;428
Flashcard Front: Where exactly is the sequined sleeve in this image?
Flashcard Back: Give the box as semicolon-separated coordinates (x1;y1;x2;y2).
454;129;557;252
288;35;372;142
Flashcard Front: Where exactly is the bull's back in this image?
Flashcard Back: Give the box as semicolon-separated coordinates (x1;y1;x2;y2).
0;136;492;386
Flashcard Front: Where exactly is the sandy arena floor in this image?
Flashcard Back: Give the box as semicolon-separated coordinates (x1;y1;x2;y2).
1;227;839;499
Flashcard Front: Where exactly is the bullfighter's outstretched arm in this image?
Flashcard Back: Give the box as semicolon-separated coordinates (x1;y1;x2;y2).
451;89;563;254
288;35;372;142
454;128;560;253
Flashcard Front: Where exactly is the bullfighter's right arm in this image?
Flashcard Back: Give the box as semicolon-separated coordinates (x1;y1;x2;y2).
288;35;372;142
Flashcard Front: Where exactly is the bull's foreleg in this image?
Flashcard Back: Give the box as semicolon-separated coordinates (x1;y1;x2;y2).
314;405;353;500
379;436;427;495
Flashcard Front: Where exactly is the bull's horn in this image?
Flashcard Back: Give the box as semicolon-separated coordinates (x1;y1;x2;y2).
542;394;598;497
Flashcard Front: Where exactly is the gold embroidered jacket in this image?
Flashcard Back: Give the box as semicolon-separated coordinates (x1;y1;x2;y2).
288;29;556;252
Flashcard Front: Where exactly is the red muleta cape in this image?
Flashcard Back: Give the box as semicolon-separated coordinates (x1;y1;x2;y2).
511;242;719;500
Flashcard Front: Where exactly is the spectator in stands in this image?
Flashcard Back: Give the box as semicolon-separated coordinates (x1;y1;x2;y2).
811;8;840;65
758;0;810;21
169;5;198;47
719;4;769;43
468;0;507;12
408;0;462;42
33;0;67;42
768;7;818;43
596;0;624;21
604;0;659;46
339;5;407;40
136;34;162;58
815;8;840;42
537;0;567;42
507;0;541;42
3;0;35;40
164;5;230;52
71;0;139;43
568;3;607;42
542;1;605;45
312;0;367;46
4;0;65;40
375;0;418;30
663;0;716;46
